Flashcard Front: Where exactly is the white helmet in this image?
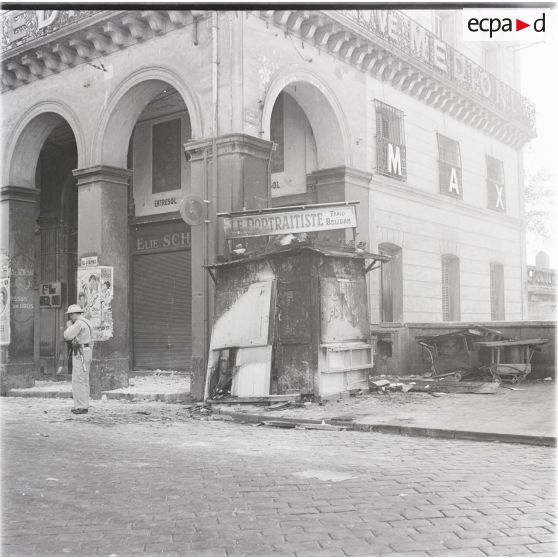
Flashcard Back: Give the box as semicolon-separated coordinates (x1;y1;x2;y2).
66;304;85;314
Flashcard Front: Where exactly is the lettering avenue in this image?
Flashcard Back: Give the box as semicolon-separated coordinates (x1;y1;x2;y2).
341;10;534;126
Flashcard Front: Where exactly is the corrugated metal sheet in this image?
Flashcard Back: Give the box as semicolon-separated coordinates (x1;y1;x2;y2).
132;250;192;370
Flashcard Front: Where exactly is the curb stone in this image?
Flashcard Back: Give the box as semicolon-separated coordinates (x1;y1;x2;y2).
214;408;556;447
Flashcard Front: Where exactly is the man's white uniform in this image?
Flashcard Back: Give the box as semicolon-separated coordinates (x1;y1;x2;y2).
64;315;93;410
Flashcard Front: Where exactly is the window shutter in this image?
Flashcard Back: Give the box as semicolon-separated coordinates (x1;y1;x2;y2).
442;255;461;321
490;262;505;320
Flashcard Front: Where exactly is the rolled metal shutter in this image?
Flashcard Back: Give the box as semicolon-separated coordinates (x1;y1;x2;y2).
132;250;192;371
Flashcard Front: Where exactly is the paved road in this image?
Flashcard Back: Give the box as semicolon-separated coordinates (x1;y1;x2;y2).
1;398;556;557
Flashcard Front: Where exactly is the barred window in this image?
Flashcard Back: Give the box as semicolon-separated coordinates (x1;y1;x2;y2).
442;254;461;321
437;134;462;198
490;262;505;320
375;100;406;181
486;155;506;212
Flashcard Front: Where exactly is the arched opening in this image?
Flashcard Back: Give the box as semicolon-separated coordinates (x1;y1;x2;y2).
267;78;347;207
269;91;318;202
379;243;403;323
34;120;79;376
125;86;194;372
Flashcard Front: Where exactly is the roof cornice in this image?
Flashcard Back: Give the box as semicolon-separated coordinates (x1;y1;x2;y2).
257;9;536;149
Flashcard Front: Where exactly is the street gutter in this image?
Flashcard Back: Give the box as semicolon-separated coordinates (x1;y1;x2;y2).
213;408;556;447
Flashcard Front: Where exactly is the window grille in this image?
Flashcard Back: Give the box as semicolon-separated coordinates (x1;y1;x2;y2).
442;255;461;321
375;100;406;181
490;262;505;320
486;155;506;212
437;134;462;198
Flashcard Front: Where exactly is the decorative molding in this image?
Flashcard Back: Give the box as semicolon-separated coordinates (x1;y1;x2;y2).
257;10;535;149
310;166;373;189
73;165;132;187
1;10;205;94
184;134;274;162
0;185;40;203
370;174;521;229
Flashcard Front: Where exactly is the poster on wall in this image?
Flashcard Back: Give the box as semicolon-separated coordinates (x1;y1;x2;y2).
77;266;113;341
0;262;10;345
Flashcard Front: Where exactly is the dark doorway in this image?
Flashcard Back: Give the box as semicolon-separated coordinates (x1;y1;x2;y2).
36;122;78;376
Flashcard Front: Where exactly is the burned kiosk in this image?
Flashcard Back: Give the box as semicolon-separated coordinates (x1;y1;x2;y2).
204;202;388;401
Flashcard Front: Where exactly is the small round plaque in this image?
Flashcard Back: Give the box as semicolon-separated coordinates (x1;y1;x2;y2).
180;195;206;226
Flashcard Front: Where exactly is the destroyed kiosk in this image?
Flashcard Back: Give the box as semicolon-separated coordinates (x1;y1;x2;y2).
203;203;388;402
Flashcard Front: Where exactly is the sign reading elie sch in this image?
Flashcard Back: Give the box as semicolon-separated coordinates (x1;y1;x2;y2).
223;204;357;240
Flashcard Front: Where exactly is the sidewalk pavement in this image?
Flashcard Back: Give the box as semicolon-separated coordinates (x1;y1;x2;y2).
212;382;556;447
6;377;556;446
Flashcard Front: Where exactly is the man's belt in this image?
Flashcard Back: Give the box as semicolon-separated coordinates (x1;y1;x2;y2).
82;343;90;348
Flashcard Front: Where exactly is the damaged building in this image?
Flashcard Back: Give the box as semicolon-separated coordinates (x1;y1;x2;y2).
1;8;553;399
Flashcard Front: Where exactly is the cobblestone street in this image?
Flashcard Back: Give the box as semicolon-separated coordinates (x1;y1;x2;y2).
1;398;556;557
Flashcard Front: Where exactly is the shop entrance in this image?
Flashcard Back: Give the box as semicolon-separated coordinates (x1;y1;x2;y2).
36;123;78;376
131;221;192;371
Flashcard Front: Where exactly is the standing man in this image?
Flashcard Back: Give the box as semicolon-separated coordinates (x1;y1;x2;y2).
64;304;93;414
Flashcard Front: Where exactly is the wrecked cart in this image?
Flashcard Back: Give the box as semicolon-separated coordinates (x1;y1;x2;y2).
203;202;388;402
417;326;548;385
417;326;510;381
475;338;549;384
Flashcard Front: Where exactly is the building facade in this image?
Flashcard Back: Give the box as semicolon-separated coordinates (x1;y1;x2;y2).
0;9;536;398
528;251;556;321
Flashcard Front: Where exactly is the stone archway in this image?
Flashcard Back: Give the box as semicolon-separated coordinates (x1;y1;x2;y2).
4;102;85;188
92;66;203;169
1;108;82;389
261;68;351;169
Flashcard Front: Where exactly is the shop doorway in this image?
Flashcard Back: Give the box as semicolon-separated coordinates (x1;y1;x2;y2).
132;247;192;371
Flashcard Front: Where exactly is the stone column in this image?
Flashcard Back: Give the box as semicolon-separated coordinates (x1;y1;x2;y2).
0;186;40;394
72;166;132;397
184;134;274;400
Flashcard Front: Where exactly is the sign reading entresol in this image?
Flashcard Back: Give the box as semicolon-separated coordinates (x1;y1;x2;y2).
223;204;357;240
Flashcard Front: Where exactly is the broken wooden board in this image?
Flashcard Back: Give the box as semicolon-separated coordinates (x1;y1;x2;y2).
262;421;297;429
267;402;294;410
206;394;301;405
296;424;347;431
411;380;499;394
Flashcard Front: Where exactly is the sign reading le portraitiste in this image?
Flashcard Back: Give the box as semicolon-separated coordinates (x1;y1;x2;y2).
223;204;357;240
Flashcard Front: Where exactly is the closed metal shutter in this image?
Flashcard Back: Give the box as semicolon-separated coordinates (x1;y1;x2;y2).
132;250;192;371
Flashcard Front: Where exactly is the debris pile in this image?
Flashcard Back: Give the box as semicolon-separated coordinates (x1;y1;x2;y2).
369;377;416;393
368;374;500;395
